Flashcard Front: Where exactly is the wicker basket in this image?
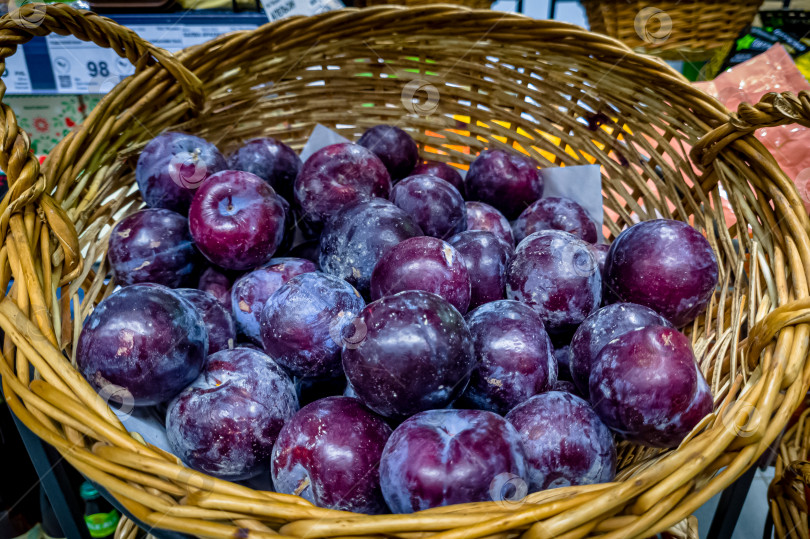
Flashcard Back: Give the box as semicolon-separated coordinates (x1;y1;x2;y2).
768;399;810;538
581;0;763;60
353;0;493;7
3;3;810;538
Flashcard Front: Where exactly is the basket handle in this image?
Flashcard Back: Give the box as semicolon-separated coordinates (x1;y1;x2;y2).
690;90;810;168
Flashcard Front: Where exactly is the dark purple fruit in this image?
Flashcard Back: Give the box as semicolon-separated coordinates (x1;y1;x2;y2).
166;348;297;480
588;243;609;276
448;230;512;310
466;150;543;219
380;409;527;512
513;197;598;244
293;143;391;232
465;201;515;246
136;132;226;215
342;290;475;418
357;125;419;182
412;161;465;195
552;379;581;396
390;175;466;239
460;300;556;415
175;288;236;353
261;272;365;378
272;396;392;513
506;230;601;337
189;170;286;270
570;302;673;397
603;219;718;327
506;392;615;491
553;344;572;380
228;137;302;201
198;266;233;308
77;284;207;406
108;208;199;288
370;236;471;314
231;258;317;344
319;198;422;295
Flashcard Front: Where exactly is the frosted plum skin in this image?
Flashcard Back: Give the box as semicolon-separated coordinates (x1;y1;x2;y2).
460;300;556;415
319;198;423;296
227;137;302;201
513;197;598;244
506;392;615;491
390;175;466;239
380;409;527;512
76;284;207;406
342;290;475;418
260;272;365;378
603;219;718;327
569;302;673;397
465;201;515;246
231;258;317;343
448;230;512;310
198;266;233;308
466;150;543;219
588;243;609;276
357;125;419;182
370;236;471;314
412;161;465;195
166;348;297;480
271;396;392;513
108;208;200;288
175;288;236;353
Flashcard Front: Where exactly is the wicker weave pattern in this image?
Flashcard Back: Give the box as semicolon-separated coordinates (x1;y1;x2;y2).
354;0;493;7
1;4;810;539
582;0;763;59
769;405;810;539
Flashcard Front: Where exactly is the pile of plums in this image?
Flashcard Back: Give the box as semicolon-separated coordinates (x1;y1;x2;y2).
78;123;719;514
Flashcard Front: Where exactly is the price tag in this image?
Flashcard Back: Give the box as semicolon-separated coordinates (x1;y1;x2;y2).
3;46;31;94
260;0;344;22
46;34;129;94
128;24;257;52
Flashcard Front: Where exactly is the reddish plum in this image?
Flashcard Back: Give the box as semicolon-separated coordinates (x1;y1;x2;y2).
390;175;466;239
506;230;601;337
108;208;200;288
272;396;392;513
166;348;297;480
570;302;673;397
231;258;317;343
460;300;556;415
77;284;207;406
465;201;515;246
588;243;609;276
603;219;718;327
589;325;712;448
260;272;365;378
294;143;391;232
228;137;301;201
319;198;422;295
175;288;236;353
136;132;226;214
198;266;233;308
506;392;615;491
412;161;465;195
357;125;419;181
380;409;527;512
370;236;471;314
466;150;543;219
342;290;475;418
513;197;598;244
189;170;285;270
448;230;512;310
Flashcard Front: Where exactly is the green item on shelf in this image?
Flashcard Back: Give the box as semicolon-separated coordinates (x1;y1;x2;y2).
80;482;119;539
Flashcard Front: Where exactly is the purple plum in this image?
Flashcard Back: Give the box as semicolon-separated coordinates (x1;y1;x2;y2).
465;201;515;246
370;236;471;314
357;125;419;181
228;137;302;201
588;243;609;276
175;288;236;353
589;325;713;448
411;160;465;195
342;290;475;418
136;132;226;215
552;379;581;396
293;143;391;232
380;409;527;512
260;272;365;378
272;396;392;513
390;175;466;239
231;258;317;343
108;208;200;288
506;392;615;491
603;219;718;327
275;194;296;255
570;302;673;397
460;300;556;415
466;150;543;219
506;230;601;337
513;197;598;244
189;170;286;270
198;266;233;308
553;345;572;380
76;284;207;406
448;230;512;310
166;348;297;480
319;198;422;295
